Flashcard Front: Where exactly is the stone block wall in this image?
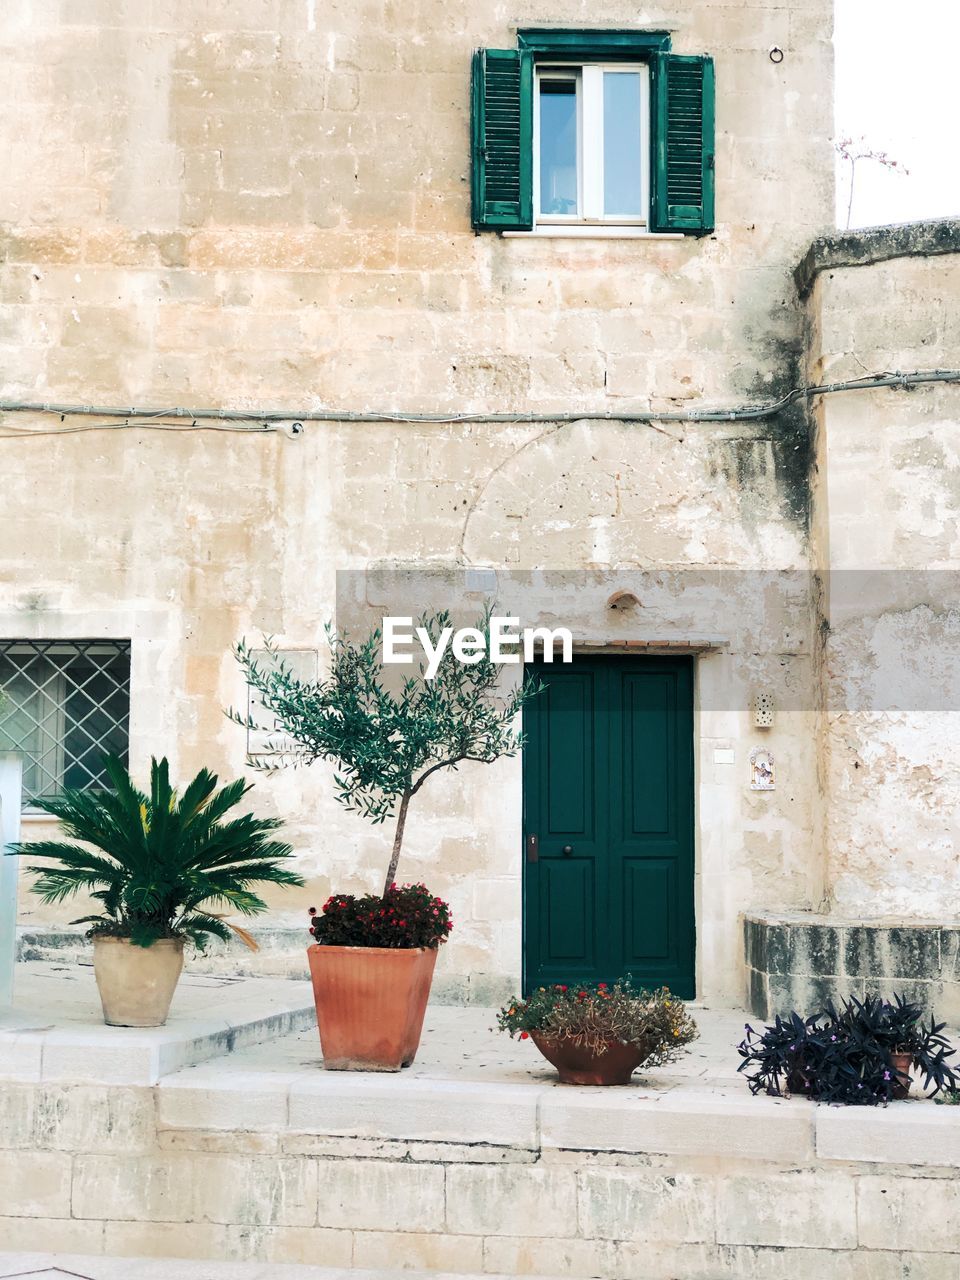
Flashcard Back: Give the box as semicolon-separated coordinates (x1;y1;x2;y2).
744;911;960;1021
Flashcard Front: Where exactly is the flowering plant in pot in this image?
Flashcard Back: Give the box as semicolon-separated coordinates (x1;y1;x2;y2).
233;611;538;1071
7;754;303;1026
498;978;698;1084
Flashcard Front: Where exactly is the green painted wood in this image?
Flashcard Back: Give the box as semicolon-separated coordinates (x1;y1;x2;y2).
523;656;695;997
517;29;671;58
650;53;715;235
470;48;533;230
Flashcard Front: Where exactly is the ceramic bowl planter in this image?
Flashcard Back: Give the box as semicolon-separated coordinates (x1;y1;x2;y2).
94;936;185;1027
499;979;698;1086
308;943;437;1071
530;1031;653;1085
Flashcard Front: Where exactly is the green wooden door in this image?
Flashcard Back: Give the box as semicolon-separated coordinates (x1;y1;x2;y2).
522;656;695;997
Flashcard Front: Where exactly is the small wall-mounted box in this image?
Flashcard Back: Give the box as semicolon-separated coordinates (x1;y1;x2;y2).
752;690;775;729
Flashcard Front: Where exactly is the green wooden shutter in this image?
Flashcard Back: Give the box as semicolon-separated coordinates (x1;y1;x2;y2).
471;48;533;231
650;54;715;235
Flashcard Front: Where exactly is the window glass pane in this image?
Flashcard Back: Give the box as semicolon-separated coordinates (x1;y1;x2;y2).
0;666;50;798
603;71;643;216
539;79;578;215
63;660;129;790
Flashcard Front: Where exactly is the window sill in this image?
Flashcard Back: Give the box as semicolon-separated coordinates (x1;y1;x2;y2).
503;226;685;240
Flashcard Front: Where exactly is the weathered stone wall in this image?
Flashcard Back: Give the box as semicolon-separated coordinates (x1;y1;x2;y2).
805;230;960;921
1;1;833;410
0;1;836;1001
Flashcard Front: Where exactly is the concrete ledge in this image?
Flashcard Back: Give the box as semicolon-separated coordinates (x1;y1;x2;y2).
794;217;960;298
158;1069;960;1171
159;1072;542;1149
743;911;960;1022
539;1090;814;1161
816;1103;960;1165
154;1010;960;1173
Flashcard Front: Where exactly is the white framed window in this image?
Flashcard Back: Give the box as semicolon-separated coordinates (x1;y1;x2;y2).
534;62;650;228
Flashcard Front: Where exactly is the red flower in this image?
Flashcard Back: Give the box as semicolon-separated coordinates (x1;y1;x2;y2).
559;985;568;992
520;1031;529;1040
597;982;607;989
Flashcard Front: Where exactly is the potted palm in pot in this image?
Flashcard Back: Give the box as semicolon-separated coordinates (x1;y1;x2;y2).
8;754;303;1026
233;611;538;1071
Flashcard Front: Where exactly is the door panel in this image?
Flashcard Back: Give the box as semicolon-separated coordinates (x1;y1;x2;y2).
544;675;593;837
541;859;595;963
622;672;672;836
622;858;674;964
523;656;695;997
523;664;608;985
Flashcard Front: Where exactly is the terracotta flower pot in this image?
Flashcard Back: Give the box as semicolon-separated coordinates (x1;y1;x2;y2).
93;935;185;1027
307;943;438;1071
890;1050;913;1100
530;1030;651;1085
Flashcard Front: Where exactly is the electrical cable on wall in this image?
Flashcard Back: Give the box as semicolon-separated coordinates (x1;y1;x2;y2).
0;368;957;439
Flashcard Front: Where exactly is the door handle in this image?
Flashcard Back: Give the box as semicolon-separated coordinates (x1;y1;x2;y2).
562;845;573;856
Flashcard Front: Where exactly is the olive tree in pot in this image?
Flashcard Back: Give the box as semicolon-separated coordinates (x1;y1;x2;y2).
7;754;303;1026
233;612;538;1071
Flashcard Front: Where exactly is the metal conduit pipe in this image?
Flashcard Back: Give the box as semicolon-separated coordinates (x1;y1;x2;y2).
0;369;957;431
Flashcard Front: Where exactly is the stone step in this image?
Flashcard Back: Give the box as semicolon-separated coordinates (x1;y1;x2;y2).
0;963;315;1085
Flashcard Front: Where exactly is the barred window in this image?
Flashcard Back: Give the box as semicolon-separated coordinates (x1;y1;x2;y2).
0;640;131;810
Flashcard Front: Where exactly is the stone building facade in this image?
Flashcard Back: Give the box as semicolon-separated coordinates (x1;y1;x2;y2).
1;1;958;1012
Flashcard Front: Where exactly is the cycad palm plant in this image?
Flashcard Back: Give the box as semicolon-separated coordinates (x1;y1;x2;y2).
10;754;303;949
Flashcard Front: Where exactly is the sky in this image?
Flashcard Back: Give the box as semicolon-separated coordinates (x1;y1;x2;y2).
834;0;960;228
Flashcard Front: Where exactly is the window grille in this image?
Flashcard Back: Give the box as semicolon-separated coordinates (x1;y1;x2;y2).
0;639;131;810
